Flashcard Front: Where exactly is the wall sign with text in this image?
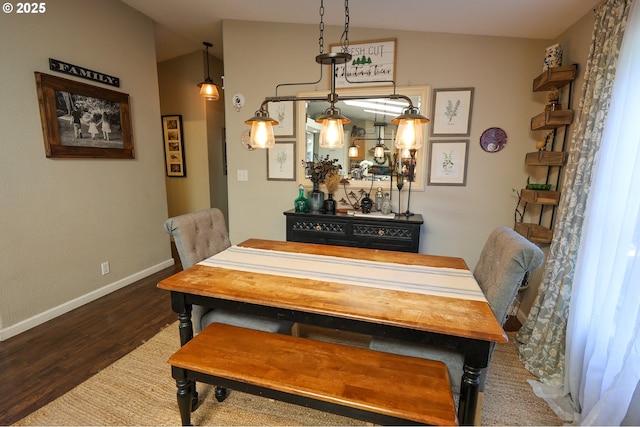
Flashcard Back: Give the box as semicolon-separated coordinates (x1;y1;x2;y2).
329;38;396;88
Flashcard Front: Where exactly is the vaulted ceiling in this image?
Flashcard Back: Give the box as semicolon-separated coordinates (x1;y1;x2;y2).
120;0;601;62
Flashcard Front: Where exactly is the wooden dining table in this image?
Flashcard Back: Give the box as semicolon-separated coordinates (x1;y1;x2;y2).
158;238;507;425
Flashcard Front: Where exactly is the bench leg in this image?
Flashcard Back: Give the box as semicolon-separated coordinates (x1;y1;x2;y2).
176;378;193;426
215;386;229;402
458;364;482;425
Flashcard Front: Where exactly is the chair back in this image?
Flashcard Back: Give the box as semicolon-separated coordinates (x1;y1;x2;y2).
473;227;545;325
164;208;231;269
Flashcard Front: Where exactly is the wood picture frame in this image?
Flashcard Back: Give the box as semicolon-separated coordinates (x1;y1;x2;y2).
35;72;134;159
272;101;296;138
431;87;474;137
329;38;397;89
428;140;469;186
162;115;186;177
267;140;296;181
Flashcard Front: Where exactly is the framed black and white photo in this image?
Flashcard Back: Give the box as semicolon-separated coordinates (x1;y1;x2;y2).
428;140;469;186
431;88;474;137
162;115;186;177
267;141;296;181
35;72;134;159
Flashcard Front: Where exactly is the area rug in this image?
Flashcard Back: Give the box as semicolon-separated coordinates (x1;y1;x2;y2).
14;323;562;426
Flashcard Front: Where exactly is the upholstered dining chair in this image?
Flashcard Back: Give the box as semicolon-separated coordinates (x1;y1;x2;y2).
164;208;293;335
369;226;545;391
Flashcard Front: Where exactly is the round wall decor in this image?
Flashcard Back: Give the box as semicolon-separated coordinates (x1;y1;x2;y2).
480;127;508;153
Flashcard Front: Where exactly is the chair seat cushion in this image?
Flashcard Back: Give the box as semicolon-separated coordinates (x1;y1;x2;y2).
201;309;294;334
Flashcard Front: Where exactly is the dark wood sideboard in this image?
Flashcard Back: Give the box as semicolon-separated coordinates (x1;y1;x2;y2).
284;210;423;253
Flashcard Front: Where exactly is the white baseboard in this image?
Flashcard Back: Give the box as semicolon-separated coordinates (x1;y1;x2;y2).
0;259;175;341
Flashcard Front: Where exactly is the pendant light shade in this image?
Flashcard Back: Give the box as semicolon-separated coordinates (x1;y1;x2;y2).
316;107;350;148
348;143;359;157
198;42;220;101
392;107;429;149
245;109;277;149
199;80;219;101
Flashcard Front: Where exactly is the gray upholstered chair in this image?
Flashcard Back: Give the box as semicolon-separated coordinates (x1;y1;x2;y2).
164;208;293;335
369;226;545;391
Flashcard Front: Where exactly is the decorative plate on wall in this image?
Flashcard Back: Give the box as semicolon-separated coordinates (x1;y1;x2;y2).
480;127;508;153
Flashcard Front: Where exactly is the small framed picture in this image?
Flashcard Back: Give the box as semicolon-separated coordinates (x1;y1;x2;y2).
162;115;186;177
428;140;469;186
271;101;295;138
267;140;296;181
431;88;474;137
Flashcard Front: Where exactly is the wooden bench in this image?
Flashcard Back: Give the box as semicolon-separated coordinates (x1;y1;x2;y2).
168;323;458;426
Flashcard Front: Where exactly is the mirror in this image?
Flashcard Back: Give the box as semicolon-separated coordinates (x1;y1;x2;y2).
296;85;430;191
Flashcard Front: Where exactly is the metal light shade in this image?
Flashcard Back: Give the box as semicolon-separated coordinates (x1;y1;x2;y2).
199;79;220;101
392;108;429;150
245;110;278;149
316;108;350;148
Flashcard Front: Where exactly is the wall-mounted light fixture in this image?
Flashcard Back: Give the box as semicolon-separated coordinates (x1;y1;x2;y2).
245;0;429;150
198;42;220;101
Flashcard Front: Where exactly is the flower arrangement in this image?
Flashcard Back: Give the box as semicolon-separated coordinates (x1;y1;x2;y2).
323;172;344;194
302;154;341;184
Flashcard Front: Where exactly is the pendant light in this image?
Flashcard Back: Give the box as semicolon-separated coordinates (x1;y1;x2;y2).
245;0;429;149
198;42;220;101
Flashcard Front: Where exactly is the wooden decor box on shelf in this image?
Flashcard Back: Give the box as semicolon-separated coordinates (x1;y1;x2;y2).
531;110;573;130
519;189;560;205
525;151;567;166
532;65;577;92
515;223;554;244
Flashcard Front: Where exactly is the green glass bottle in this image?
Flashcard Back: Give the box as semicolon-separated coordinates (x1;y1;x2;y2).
294;185;309;212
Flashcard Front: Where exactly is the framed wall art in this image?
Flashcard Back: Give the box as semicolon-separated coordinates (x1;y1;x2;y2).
431;87;474;137
267;140;296;181
428;140;469;186
329;38;397;88
162;115;186;177
271;101;295;138
35;72;134;159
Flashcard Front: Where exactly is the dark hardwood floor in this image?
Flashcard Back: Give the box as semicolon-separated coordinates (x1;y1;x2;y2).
0;247;182;425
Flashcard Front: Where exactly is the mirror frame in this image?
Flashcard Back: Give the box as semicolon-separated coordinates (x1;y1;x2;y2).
296;85;431;191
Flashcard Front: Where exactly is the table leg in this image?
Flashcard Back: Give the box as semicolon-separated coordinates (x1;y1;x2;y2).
175;376;193;426
458;364;482;425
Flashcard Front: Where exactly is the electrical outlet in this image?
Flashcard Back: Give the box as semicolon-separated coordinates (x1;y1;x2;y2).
101;262;110;275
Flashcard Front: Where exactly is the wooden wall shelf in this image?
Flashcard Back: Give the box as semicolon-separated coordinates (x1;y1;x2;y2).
520;189;560;205
531;110;573;130
515;223;553;244
532;65;577;92
525;151;567;166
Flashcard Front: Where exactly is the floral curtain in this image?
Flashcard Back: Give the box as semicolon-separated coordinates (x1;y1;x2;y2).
516;0;632;385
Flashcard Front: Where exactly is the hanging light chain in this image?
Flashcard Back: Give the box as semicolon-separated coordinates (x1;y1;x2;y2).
341;0;350;53
318;0;325;54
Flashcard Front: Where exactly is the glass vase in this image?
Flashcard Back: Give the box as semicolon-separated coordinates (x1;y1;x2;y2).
324;193;336;214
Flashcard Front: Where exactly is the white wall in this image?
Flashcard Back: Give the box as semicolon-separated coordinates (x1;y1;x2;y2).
0;0;171;339
222;20;550;270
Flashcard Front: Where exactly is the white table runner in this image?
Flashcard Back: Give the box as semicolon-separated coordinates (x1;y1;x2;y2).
198;245;487;302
